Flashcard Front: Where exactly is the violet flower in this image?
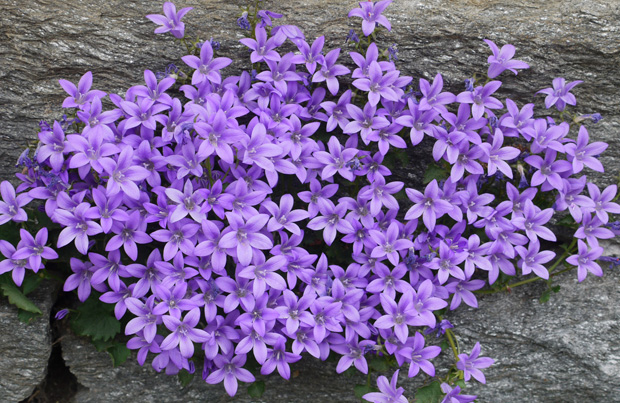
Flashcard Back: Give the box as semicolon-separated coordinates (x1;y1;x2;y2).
537;78;583;111
182;40;232;85
205;354;255;397
12;228;58;271
146;2;193;39
362;369;408;403
0;181;31;224
456;342;494;383
484;39;529;78
58;71;106;109
566;240;604;282
348;0;393;37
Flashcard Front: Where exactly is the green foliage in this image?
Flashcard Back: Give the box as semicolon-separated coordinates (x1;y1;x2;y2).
21;274;42;296
355;384;377;401
414;381;443;403
423;163;449;185
18;308;41;323
91;338;131;367
0;274;42;314
247;380;265;398
70;297;120;341
178;368;195;387
0;221;20;245
369;355;390;372
539;285;561;304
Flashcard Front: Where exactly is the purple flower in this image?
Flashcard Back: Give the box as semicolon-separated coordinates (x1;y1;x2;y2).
0;241;32;286
260;337;302;379
405;180;454;232
37;121;68;171
581;183;620;224
524;150;572;191
537;78;583;111
484;39;529;78
307;200;354;246
479;129;520;179
566;240;604;282
100;147;151;200
0;181;31;224
182;41;232;85
362;369;408;403
12;228;58;270
312;49;350;95
125;295;168;343
263;194;309;235
55;202;102;255
348;0;393;37
456;342;494;384
160;308;211;358
440;383;477;403
515;240;555;279
418;74;456;114
240;26;284;64
238;253;287;296
205;354;255;397
369;222;412;266
105;211;153;261
405;332;441;377
58;71;106;109
146;2;193;39
352;61;400;106
564;125;607;173
63;258;95;302
456;81;503;120
219;213;272;266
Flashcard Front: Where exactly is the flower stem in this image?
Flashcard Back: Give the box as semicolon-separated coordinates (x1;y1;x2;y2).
445;328;459;361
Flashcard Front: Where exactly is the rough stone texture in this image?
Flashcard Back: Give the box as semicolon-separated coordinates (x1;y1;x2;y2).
2;1;620;402
60;330;366;403
441;267;620;403
0;280;56;402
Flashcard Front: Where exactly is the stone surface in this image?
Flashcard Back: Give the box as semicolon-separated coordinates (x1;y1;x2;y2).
2;1;620;402
60;330;366;403
0;280;56;402
443;267;620;403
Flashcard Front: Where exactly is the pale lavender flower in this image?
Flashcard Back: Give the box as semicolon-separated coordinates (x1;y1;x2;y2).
456;342;494;383
440;383;477;403
63;258;95;302
484;39;529;78
566;240;604;282
146;2;192;38
12;228;58;271
362;369;408;403
564;125;607;173
348;0;393;37
182;40;232;85
0;181;31;224
515;240;555;279
537;78;583;111
205;354;255;397
312;49;350;95
58;71;106;109
160;308;211;358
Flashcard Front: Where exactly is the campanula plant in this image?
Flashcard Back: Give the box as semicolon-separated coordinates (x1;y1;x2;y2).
0;1;617;402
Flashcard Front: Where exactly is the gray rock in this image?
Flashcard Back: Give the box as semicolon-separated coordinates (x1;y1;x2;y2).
0;280;56;402
442;267;620;403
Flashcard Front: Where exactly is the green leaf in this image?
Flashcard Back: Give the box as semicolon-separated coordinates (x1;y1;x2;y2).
355;384;377;401
414;381;443;403
247;380;265;398
21;274;42;296
178;368;195;387
539;289;551;304
0;275;42;314
551;285;561;293
369;355;389;372
18;308;41;323
423;163;448;185
70;298;120;341
107;343;131;367
0;221;20;245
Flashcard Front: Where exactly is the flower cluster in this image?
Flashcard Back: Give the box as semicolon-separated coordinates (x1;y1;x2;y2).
0;0;616;401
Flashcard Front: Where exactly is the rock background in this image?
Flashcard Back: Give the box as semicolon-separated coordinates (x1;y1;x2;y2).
0;281;56;402
1;0;619;402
